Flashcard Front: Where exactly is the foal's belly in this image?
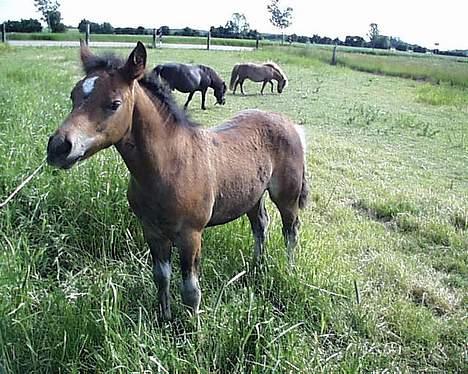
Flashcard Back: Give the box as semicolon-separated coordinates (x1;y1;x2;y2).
207;190;264;227
206;176;270;227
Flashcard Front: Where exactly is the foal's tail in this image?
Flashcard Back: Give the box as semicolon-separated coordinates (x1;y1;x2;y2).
229;64;240;91
299;163;309;210
295;124;308;210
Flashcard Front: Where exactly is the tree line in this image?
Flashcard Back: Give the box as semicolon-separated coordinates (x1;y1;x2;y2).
0;17;434;54
5;0;463;55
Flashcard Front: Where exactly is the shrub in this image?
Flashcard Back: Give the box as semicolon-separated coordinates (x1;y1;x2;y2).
5;19;42;33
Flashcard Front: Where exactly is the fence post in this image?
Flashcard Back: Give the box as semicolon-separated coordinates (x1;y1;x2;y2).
152;28;156;48
85;23;90;45
256;33;259;49
1;23;6;43
331;44;337;65
206;30;211;50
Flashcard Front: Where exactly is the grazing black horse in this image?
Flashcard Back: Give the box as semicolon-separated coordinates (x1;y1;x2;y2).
152;63;226;110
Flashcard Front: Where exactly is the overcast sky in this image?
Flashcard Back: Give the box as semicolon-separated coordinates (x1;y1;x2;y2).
1;0;467;50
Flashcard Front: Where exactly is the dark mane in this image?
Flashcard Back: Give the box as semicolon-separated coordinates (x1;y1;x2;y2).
200;65;222;83
82;52;196;127
140;73;197;127
82;53;124;75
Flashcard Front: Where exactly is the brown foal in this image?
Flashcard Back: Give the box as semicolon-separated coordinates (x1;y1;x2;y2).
47;42;308;319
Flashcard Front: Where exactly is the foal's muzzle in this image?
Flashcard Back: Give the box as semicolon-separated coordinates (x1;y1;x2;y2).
47;133;76;169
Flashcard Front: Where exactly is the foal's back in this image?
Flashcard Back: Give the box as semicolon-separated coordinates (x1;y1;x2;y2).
204;109;305;226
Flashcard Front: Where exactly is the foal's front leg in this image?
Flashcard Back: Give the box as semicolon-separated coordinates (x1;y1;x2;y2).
176;229;202;314
144;227;173;320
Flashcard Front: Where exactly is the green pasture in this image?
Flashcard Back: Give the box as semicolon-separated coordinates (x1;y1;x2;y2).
0;45;467;372
283;45;468;88
7;30;468;87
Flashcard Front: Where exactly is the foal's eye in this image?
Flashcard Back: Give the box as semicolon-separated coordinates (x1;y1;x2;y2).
109;100;122;111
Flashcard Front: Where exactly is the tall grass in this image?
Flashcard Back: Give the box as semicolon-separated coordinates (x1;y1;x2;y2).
274;45;468;88
415;83;468;106
0;46;467;372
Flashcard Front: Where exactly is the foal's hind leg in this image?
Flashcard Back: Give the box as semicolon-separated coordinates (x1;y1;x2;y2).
269;183;301;265
247;194;269;265
281;207;300;265
144;227;173;320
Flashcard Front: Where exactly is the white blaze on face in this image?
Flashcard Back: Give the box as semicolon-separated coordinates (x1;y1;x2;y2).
82;76;99;97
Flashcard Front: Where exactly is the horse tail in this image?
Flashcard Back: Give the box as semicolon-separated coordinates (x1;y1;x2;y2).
294;124;308;209
229;64;240;91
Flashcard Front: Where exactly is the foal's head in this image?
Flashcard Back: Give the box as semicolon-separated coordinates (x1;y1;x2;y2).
47;41;147;169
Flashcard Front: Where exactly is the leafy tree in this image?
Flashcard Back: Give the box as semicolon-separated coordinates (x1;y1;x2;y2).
390;37;409;51
345;35;366;47
368;23;380;48
174;27;199;37
5;19;42;33
333;37;343;45
297;35;309;43
100;22;114;34
267;0;293;43
225;13;250;36
374;35;390;49
33;0;59;31
48;10;65;32
160;26;170;36
77;19;114;34
77;19;88;33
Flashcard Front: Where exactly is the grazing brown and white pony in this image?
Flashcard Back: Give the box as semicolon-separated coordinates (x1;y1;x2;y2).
47;42;308;320
229;62;288;95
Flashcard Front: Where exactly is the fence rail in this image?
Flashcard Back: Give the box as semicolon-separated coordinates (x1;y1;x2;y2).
1;23;262;50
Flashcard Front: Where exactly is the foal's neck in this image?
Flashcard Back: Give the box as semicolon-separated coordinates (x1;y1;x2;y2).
115;84;190;184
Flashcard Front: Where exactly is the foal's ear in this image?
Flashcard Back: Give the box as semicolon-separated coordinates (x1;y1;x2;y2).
79;39;94;66
122;41;147;81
